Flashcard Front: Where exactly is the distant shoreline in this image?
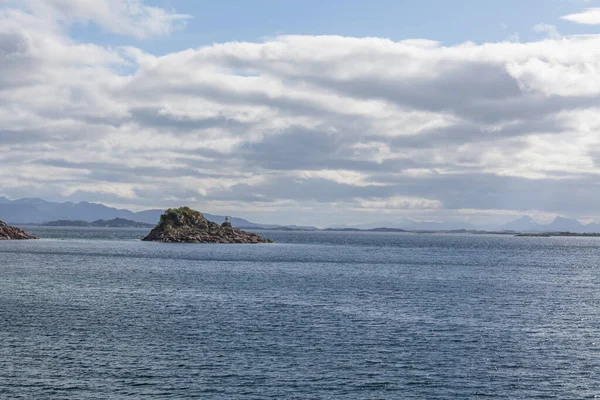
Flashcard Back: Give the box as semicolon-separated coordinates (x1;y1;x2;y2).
15;222;600;237
244;227;520;235
27;218;154;229
515;232;600;237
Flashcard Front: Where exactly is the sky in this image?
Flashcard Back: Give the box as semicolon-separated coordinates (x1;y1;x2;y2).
2;0;600;227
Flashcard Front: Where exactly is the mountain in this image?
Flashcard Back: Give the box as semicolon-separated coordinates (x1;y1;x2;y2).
130;209;164;224
330;218;476;231
42;218;155;228
546;216;584;233
203;213;280;229
501;216;543;232
584;222;600;233
335;215;600;234
501;215;595;233
0;198;138;223
0;197;287;228
12;196;598;233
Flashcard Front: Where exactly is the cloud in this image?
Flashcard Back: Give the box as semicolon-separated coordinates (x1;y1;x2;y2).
4;1;600;225
562;8;600;25
23;0;191;39
533;24;562;39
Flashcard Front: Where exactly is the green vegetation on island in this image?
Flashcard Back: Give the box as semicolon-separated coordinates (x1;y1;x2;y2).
143;207;273;244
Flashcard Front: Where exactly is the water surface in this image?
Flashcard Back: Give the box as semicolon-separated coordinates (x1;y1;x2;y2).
2;229;600;398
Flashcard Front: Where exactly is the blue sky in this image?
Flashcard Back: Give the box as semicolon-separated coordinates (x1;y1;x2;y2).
70;0;600;54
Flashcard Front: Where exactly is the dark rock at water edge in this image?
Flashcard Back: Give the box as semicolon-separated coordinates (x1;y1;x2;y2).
142;207;273;244
0;221;37;240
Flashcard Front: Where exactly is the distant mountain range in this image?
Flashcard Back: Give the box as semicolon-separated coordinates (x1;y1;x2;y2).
0;197;315;229
496;215;600;233
42;218;155;228
331;218;477;231
0;197;164;225
330;215;600;234
3;197;600;233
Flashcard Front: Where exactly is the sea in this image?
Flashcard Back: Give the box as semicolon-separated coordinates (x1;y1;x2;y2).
1;227;600;399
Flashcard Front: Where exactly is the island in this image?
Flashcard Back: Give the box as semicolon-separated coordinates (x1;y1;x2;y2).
0;221;37;240
42;218;154;228
142;207;273;244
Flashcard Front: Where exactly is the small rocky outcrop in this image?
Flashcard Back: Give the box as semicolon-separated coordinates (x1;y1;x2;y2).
142;207;273;244
0;221;38;240
221;217;233;229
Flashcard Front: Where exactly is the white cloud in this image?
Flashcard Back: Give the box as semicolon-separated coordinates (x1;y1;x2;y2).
5;1;600;225
533;23;562;39
356;196;443;211
23;0;191;39
562;8;600;25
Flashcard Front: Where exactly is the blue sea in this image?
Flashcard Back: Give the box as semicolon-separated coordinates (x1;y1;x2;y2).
2;227;600;399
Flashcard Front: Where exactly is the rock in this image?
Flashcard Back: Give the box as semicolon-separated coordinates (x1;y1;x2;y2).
0;220;38;240
142;207;273;244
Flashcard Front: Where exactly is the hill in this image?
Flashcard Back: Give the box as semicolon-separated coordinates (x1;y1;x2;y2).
0;197;303;229
42;218;154;228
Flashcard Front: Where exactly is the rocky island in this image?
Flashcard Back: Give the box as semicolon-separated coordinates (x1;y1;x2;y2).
142;207;273;244
0;221;37;240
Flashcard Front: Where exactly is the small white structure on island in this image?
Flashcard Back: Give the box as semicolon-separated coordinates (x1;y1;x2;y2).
222;216;232;228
